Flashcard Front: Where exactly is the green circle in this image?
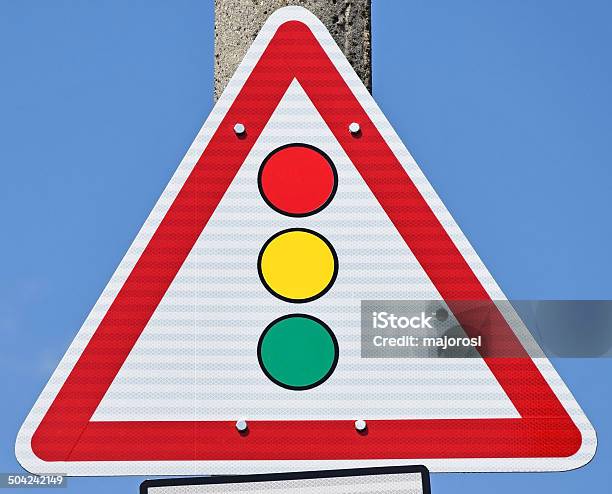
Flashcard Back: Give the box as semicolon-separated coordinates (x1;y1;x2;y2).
258;315;339;390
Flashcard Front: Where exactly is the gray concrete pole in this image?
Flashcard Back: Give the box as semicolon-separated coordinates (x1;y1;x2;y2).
214;0;371;100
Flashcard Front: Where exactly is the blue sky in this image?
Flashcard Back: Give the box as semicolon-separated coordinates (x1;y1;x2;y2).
1;1;611;492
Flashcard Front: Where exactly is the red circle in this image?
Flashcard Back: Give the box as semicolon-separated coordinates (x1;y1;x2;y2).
259;145;337;216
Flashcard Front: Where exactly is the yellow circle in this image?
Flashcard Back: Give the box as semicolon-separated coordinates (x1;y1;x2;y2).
259;229;337;302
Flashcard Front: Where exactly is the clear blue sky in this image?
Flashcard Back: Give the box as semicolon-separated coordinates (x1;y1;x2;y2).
1;0;611;492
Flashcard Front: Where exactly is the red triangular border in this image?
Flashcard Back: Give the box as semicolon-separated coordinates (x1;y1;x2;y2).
31;19;581;463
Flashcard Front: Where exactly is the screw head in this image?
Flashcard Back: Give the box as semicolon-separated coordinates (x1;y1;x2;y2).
235;419;248;432
354;419;367;432
348;122;361;135
233;123;246;135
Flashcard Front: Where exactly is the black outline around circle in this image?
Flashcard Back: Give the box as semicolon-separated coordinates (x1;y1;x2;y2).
257;228;339;304
257;143;338;217
141;466;432;494
257;313;339;391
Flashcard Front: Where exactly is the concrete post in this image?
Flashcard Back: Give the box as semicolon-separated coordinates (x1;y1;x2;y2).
214;0;371;100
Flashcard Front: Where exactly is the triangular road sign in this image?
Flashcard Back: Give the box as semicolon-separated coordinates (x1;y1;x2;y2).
17;7;595;475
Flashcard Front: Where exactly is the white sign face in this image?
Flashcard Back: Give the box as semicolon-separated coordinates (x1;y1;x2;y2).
141;467;430;494
16;6;595;476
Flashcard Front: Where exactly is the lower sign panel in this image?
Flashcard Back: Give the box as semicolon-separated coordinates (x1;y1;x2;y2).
140;466;430;494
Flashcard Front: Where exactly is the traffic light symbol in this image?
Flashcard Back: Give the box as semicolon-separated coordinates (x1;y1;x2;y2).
256;143;339;390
